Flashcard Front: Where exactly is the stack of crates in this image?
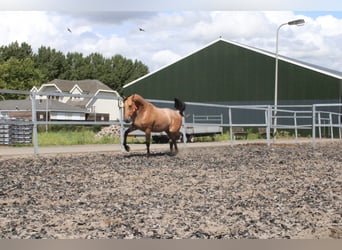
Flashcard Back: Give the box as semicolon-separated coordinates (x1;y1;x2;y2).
0;118;33;145
0;122;11;145
11;120;33;145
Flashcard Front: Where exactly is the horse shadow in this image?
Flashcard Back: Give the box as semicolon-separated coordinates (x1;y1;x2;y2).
123;151;177;158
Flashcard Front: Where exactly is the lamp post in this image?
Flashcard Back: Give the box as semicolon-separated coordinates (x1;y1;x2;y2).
273;18;305;139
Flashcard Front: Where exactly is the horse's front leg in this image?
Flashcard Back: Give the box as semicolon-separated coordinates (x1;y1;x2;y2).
145;128;152;155
123;126;137;152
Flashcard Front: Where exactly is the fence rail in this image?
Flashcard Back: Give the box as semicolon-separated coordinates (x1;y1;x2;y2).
1;88;341;154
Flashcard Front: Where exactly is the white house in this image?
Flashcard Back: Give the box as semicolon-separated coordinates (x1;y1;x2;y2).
31;79;121;121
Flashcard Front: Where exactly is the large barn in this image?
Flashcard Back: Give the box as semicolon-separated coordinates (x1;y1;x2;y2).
123;39;342;106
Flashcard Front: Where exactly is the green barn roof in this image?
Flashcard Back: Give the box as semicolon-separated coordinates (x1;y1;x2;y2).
124;39;342;105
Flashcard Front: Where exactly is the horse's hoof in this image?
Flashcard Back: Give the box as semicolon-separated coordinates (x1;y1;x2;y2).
124;145;130;152
169;150;178;156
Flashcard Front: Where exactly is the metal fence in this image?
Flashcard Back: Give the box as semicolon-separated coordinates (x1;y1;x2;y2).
312;103;342;145
1;88;342;155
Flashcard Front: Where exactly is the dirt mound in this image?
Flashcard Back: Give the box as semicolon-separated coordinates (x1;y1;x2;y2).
94;125;121;139
0;142;341;239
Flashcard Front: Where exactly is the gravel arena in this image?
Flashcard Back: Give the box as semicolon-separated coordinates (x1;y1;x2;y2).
0;141;341;239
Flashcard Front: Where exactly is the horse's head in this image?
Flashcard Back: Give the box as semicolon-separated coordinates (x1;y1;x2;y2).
123;94;138;122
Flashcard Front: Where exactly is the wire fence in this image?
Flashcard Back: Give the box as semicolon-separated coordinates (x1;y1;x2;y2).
1;88;341;155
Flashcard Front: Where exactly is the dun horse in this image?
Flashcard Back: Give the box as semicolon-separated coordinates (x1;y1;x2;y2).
123;94;186;155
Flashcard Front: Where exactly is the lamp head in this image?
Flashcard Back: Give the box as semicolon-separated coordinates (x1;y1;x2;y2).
288;19;305;26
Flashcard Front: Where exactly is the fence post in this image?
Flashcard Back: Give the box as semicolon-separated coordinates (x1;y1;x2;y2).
294;112;298;143
339;114;342;140
182;116;186;145
31;92;39;155
228;107;233;143
266;105;272;146
318;112;322;139
312;105;316;148
119;100;125;151
329;113;334;139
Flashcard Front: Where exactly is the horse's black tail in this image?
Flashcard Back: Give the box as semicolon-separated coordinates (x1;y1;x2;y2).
174;98;186;117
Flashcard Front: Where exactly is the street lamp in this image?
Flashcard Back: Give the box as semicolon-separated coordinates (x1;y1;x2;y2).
273;18;305;139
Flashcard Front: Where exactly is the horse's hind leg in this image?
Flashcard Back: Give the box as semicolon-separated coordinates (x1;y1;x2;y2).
169;139;174;152
168;132;178;155
173;139;178;153
170;138;178;155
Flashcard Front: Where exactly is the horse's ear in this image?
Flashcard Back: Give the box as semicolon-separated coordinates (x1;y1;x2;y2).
122;96;127;101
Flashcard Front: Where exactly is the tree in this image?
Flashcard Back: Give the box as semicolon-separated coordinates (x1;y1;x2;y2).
0;41;33;62
89;53;106;75
0;57;43;99
0;41;149;98
128;59;149;83
100;55;148;93
33;46;66;82
59;52;148;94
60;52;88;80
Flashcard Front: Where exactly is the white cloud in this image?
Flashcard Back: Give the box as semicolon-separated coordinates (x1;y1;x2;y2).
0;10;342;73
151;50;181;68
94;36;131;57
0;12;58;45
316;15;342;36
189;12;274;41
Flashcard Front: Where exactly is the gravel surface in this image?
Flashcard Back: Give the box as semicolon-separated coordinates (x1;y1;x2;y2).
0;142;341;239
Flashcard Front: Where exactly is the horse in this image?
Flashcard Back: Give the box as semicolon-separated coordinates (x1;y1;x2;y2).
122;94;186;155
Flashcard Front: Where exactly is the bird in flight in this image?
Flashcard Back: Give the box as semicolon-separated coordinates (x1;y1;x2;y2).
67;28;72;33
139;28;145;32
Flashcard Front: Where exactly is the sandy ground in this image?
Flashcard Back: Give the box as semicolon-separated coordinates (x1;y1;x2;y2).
0;141;341;239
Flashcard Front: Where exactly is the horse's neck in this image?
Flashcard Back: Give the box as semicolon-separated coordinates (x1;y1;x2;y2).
134;94;150;108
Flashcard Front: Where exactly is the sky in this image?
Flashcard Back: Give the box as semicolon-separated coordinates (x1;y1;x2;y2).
0;1;342;73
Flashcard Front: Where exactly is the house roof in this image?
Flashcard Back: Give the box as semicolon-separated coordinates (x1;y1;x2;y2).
124;38;342;89
34;79;120;109
0;99;86;112
46;79;113;94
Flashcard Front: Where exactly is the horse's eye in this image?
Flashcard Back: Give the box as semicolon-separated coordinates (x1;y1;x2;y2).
128;105;132;110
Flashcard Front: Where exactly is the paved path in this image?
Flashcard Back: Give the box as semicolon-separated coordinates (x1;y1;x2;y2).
0;138;338;158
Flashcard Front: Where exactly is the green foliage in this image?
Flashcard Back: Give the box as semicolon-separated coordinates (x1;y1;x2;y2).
38;129;120;146
38;124;103;133
0;41;149;98
0;57;43;99
0;41;33;62
33;46;66;82
59;52;148;94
